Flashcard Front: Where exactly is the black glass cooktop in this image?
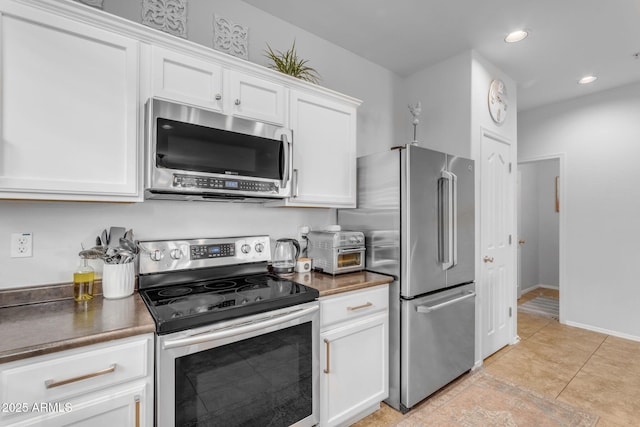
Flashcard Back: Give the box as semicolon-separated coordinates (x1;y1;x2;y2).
140;273;319;334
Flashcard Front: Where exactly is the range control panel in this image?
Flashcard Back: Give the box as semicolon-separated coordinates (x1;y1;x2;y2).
173;174;277;193
138;235;271;275
190;243;235;260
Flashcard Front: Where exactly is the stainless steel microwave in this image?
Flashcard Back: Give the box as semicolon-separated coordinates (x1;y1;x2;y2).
144;98;292;201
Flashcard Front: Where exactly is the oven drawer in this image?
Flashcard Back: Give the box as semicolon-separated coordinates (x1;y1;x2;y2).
1;335;151;405
320;285;388;329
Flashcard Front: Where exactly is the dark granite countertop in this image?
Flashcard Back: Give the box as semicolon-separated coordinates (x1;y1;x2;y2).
0;293;155;364
0;271;392;364
289;270;394;297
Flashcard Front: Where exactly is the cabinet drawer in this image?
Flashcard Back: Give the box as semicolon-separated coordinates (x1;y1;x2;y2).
320;285;388;329
1;336;150;408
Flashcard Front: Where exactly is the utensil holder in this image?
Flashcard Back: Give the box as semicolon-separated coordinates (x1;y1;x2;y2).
102;262;134;299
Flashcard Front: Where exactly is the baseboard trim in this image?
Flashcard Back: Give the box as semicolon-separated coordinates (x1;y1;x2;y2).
564;320;640;342
521;284;559;294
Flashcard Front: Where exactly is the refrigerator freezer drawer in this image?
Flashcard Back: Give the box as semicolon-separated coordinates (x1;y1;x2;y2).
401;283;475;409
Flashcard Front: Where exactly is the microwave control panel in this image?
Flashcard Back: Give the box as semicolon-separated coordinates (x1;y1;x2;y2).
173;174;277;193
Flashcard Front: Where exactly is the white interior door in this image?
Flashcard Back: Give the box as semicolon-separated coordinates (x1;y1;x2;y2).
480;130;515;359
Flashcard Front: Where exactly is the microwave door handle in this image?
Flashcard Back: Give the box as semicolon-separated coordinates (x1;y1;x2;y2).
280;132;292;188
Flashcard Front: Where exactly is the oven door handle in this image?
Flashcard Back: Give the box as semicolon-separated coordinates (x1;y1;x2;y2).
162;304;319;350
337;247;365;255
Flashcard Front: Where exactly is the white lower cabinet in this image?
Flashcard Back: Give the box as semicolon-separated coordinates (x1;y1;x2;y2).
319;285;389;426
0;334;154;427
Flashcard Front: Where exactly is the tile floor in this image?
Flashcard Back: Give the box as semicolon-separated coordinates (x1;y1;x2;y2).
354;287;640;426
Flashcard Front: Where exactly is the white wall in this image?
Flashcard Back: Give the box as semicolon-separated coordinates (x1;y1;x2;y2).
518;163;540;289
401;52;472;156
519;82;640;339
536;159;559;287
518;159;559;291
0;0;401;289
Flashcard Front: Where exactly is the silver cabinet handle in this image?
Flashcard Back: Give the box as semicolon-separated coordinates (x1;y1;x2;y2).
324;338;330;373
416;291;476;314
234;99;241;106
215;94;222;101
44;364;117;389
347;302;373;311
483;256;494;263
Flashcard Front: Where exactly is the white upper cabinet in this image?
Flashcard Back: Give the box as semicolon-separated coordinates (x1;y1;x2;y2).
227;71;286;125
269;90;358;208
0;0;140;201
149;47;286;126
150;45;224;112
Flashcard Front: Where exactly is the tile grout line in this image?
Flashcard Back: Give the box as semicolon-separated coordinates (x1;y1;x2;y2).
553;334;608;400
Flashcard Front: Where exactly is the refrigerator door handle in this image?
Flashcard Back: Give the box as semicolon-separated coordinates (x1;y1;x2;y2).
439;171;455;270
415;290;475;314
451;170;458;268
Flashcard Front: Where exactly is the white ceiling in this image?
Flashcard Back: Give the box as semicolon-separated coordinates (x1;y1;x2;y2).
242;0;640;112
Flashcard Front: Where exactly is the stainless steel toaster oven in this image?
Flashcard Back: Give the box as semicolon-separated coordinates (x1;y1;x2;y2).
307;230;365;275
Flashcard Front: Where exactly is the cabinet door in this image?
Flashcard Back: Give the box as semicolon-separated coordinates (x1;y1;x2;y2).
320;312;388;427
151;46;223;112
284;90;357;208
11;382;150;427
0;2;140;201
227;71;286;125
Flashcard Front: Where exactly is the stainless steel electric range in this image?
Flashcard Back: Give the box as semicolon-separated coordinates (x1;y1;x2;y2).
138;235;320;427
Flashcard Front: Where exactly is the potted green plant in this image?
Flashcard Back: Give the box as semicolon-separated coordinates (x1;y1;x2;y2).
264;41;320;84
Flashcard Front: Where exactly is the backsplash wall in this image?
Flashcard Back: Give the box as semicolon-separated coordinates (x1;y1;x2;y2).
0;200;333;288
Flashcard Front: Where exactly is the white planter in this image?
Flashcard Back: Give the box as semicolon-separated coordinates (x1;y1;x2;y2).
102;263;135;299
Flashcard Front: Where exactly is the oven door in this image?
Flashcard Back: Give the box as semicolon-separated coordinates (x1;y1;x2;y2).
156;301;319;427
335;247;366;274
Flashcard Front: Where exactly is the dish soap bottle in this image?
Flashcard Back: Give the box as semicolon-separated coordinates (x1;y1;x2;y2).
74;257;94;302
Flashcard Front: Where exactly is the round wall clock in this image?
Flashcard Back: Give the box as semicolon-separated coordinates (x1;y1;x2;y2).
488;79;508;124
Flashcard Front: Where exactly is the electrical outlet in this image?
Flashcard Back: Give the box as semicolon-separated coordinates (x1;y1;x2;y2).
297;225;310;243
11;232;33;258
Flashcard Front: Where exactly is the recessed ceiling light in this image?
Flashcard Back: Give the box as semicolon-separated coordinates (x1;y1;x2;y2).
504;30;528;43
578;75;598;85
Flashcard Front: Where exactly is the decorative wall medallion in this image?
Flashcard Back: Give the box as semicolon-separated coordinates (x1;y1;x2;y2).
488;79;508;124
142;0;187;39
76;0;104;9
213;15;248;60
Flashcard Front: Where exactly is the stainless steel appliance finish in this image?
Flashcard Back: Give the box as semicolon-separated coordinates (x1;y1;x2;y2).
145;98;292;201
401;282;475;408
339;144;475;412
138;235;320;426
306;230;365;275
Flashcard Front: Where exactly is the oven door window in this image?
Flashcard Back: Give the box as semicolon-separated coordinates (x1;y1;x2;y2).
156;118;283;180
337;251;363;268
175;322;312;426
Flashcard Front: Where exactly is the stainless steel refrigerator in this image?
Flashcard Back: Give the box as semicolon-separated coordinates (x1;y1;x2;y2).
338;144;475;412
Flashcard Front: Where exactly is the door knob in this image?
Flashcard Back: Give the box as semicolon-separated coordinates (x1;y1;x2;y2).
483;256;494;263
518;240;525;245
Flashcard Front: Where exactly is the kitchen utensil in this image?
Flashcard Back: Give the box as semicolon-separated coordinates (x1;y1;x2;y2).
108;227;126;249
119;237;139;254
272;238;300;274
